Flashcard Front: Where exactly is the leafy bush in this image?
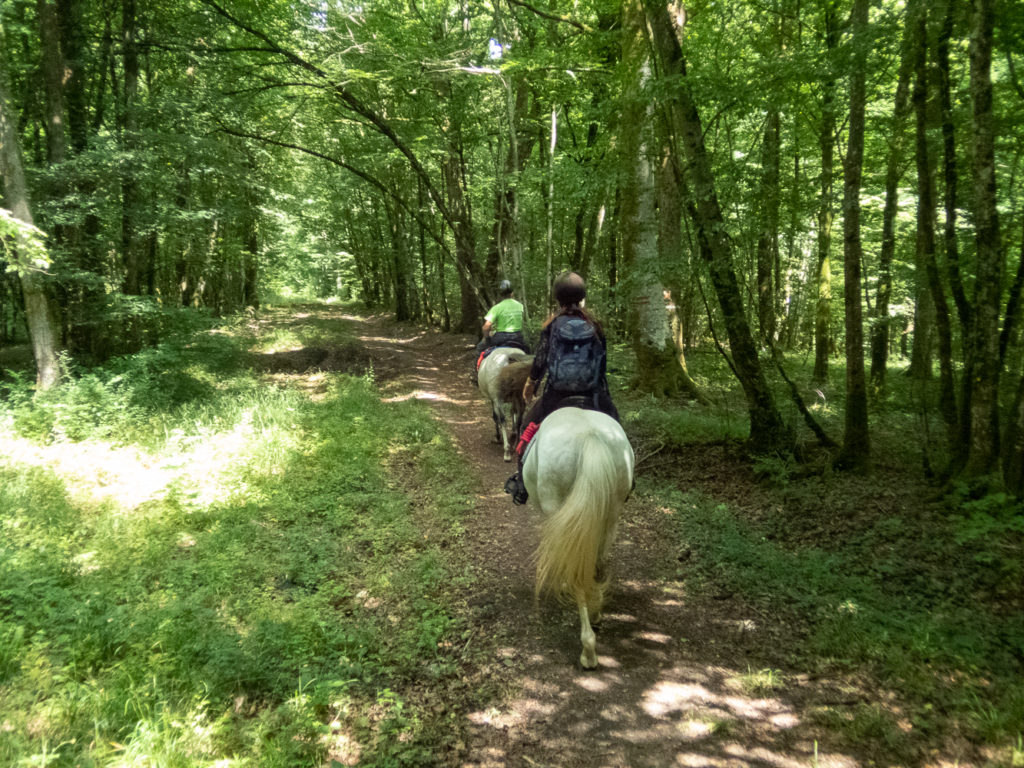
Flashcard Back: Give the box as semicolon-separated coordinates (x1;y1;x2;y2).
951;487;1024;590
1;321;252;445
630;396;748;447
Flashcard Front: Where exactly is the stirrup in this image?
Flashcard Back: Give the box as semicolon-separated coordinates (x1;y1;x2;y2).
504;473;528;505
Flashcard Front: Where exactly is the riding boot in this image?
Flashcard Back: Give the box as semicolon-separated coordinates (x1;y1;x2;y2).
504;421;538;505
503;456;528;505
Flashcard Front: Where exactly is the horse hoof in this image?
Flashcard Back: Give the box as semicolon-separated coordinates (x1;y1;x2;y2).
503;455;512;462
580;651;598;669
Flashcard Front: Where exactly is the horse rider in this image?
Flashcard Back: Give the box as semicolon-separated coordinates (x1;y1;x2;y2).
504;271;620;505
471;279;528;384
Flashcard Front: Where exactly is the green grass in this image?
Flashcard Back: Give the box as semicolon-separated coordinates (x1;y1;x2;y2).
0;315;476;767
647;478;1024;761
621;344;1024;763
736;666;785;696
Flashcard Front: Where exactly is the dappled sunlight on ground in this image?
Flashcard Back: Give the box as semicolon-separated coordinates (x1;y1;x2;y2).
0;412;271;512
456;566;862;768
383;389;473;405
464;625;859;768
315;311;869;768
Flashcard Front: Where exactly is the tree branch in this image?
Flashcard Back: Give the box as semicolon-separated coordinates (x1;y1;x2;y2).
199;0;490;305
504;0;591;32
214;122;455;263
766;339;839;449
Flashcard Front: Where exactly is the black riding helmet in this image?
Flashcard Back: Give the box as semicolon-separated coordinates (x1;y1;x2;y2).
498;279;514;297
553;271;586;306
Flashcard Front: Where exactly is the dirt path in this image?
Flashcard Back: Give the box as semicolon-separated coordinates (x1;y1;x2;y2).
340;311;860;768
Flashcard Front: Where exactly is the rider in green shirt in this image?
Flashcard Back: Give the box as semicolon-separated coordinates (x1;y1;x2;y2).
472;280;529;383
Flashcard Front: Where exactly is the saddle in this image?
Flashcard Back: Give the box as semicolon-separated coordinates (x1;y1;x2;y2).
499;339;530;353
476;340;530;370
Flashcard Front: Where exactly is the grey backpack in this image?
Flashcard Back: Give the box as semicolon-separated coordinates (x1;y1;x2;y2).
547;316;603;393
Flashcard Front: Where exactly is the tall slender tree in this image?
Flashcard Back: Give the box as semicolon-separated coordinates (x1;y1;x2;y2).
870;0;919;390
646;0;788;452
756;109;781;344
961;0;1003;479
836;0;870;470
0;22;62;389
911;6;958;453
813;0;838;385
619;0;684;395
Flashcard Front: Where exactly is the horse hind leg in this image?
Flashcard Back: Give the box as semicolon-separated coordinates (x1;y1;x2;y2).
491;406;502;444
588;578;607;626
499;406;513;462
578;602;598;669
491;404;513;461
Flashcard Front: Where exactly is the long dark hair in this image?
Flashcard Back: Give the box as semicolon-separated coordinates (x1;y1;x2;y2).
542;303;604;336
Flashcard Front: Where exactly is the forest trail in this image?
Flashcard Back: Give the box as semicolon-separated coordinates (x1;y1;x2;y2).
330;308;860;768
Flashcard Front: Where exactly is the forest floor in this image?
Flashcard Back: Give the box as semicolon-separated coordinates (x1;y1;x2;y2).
301;305;968;768
4;303;1018;768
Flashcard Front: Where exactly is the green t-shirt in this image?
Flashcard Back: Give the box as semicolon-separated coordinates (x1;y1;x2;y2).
485;298;524;333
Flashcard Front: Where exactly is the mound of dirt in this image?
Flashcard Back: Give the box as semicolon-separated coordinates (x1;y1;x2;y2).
253;343;371;375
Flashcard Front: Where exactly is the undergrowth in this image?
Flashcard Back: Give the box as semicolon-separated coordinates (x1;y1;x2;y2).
642;447;1024;764
626;349;1024;764
0;311;476;767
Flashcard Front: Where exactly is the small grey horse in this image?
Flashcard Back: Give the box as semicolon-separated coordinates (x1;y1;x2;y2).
477;347;533;461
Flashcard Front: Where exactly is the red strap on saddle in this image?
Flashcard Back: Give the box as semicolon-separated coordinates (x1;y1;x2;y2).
476;350;488;370
516;422;539;456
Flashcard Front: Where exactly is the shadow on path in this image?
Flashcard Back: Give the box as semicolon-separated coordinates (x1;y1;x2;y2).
340;310;861;768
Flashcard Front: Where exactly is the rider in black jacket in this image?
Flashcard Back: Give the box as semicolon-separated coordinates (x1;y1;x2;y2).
504;272;619;505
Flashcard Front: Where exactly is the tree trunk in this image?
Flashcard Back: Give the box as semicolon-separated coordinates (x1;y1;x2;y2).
1003;374;1024;496
619;0;686;396
36;0;74;347
909;259;935;379
545;107;556;308
607;191;621;329
756;110;780;344
657;125;707;403
121;0;141;297
836;0;871;471
937;0;971;338
870;0;918;390
389;203;411;322
646;1;788;452
55;0;87;152
961;0;1003;479
59;0;109;359
781;152;801;350
416;179;433;325
488;77;535;308
913;8;958;451
436;223;451;332
442;148;482;332
1000;220;1024;365
0;33;62;390
813;1;838;385
243;209;259;311
37;0;66;166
